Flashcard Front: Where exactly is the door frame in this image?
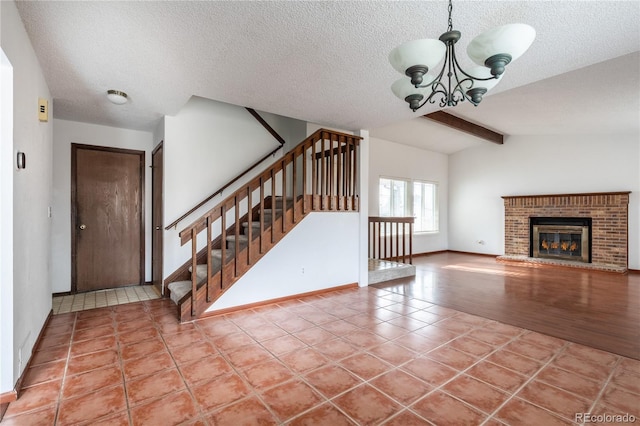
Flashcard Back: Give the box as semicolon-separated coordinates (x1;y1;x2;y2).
71;143;145;293
151;142;164;295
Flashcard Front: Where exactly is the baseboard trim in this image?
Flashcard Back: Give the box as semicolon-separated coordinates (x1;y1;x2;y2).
413;250;499;258
199;282;359;318
0;400;11;421
52;291;71;297
628;269;639;274
446;250;500;257
413;250;447;257
14;309;53;399
1;309;53;421
0;390;16;421
0;390;17;404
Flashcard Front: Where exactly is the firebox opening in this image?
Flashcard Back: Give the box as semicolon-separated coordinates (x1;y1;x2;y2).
529;217;592;263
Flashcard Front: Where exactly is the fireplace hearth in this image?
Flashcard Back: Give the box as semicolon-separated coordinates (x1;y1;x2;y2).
530;217;591;263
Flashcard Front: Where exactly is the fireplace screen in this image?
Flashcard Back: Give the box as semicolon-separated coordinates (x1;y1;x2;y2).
530;218;591;263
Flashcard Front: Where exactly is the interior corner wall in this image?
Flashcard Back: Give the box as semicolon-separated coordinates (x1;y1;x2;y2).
162;97;307;280
357;130;370;287
448;133;640;269
153;117;165;149
51;119;154;293
369;137;449;254
1;0;53;389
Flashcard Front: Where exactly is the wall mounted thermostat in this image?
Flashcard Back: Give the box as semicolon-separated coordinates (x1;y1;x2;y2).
38;98;48;122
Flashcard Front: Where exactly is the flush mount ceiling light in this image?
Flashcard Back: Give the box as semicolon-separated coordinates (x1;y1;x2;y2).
389;0;535;111
106;90;128;105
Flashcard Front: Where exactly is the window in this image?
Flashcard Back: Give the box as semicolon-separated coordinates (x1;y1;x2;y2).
379;177;438;233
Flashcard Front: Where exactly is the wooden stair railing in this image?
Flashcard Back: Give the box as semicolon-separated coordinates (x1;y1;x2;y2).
368;217;414;264
174;129;362;321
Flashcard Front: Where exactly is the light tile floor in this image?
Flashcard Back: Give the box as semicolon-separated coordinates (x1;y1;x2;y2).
52;285;160;314
4;286;640;425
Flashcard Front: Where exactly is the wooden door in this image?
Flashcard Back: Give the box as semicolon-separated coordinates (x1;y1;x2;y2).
72;144;145;292
152;143;163;295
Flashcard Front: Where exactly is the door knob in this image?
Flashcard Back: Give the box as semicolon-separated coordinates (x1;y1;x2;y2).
155;226;161;230
79;224;86;230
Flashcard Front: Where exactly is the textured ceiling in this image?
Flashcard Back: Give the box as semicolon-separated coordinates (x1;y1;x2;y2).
372;52;640;153
14;1;640;150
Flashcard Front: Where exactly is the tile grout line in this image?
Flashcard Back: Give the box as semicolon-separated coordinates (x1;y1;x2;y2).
191;319;289;424
361;297;586;424
583;356;623;420
395;321;529;424
378;292;620;425
53;312;78;425
245;297;511;424
479;341;572;425
359;293;538;424
36;287;634;425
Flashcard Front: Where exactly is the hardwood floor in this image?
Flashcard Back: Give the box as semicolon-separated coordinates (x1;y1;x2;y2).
374;252;640;360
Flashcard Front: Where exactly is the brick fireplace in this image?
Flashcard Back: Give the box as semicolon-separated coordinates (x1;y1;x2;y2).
499;192;630;272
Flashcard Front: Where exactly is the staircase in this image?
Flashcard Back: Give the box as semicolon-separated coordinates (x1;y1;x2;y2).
165;129;362;322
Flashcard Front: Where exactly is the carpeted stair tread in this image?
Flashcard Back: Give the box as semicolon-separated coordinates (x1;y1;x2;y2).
211;249;234;259
167;281;191;305
226;234;249;242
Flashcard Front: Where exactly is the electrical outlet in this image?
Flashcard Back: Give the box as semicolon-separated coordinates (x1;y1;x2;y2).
301;267;305;274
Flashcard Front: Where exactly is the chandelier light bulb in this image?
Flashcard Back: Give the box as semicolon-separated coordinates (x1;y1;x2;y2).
389;39;446;85
467;23;536;73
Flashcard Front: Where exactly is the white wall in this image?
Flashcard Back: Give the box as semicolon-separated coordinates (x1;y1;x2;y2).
1;0;53;391
0;47;15;396
51;120;154;292
163;97;307;281
448;134;640;269
206;212;359;311
369;137;449;254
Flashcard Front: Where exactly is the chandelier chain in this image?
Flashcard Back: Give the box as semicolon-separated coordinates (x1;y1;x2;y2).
447;0;453;32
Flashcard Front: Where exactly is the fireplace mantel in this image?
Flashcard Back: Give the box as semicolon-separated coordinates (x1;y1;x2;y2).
502;191;631;203
499;191;630;272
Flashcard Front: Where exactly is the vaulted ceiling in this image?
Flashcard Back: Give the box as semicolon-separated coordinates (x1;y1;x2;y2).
14;1;640;153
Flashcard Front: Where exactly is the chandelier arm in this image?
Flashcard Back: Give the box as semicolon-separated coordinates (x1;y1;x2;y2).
415;85;448;111
449;46;493;106
451;66;481;106
415;45;449;90
446;43;454;106
430;44;455;107
449;43;497;82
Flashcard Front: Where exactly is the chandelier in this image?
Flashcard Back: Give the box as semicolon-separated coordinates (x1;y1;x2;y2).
389;0;535;111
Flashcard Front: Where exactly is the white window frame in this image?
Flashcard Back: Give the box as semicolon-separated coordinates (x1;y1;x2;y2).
379;176;439;234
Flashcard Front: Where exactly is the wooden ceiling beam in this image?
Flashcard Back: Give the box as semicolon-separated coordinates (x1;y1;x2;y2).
423;111;504;145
